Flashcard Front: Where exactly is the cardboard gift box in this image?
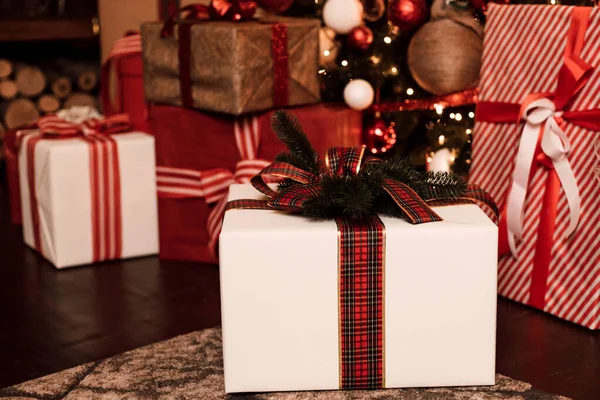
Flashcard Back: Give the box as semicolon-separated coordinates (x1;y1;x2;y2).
17;108;159;269
470;4;600;329
151;104;363;263
219;184;498;393
141;16;320;115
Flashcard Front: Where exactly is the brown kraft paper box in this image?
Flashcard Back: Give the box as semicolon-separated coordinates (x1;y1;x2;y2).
141;17;321;115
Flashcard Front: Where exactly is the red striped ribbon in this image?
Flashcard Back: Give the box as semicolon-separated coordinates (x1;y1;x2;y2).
19;113;131;262
101;33;143;116
156;116;270;258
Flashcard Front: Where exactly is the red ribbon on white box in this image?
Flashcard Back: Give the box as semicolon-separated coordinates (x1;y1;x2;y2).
19;110;131;262
156;116;270;258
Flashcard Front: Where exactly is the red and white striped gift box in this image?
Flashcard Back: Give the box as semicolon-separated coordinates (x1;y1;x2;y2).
470;4;600;329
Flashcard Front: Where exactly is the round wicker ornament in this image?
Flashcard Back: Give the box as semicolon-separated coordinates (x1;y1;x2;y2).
407;18;482;95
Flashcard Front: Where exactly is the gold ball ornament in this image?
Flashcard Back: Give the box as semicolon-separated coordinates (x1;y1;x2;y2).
407;19;483;95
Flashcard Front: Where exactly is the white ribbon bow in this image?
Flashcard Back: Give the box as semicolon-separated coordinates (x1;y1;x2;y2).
506;98;581;256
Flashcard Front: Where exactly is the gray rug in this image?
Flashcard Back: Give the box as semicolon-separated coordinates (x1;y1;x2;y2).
0;328;569;399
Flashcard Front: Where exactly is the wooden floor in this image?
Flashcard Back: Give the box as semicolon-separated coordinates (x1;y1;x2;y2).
0;176;598;400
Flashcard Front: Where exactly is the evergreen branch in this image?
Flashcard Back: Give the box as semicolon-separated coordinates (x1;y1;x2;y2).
271;111;321;175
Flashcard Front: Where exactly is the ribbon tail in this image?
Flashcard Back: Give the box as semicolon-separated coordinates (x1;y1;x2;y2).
382;178;442;224
251;161;319;199
506;120;541;242
207;195;230;261
552;157;581;237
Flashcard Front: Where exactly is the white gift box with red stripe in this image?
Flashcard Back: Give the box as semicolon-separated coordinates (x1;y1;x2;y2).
18;109;159;269
470;4;600;328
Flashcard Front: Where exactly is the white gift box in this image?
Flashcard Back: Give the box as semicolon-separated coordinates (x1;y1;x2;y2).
18;130;159;269
220;184;498;393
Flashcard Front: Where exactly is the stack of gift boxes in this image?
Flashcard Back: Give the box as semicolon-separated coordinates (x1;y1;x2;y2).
3;0;600;396
4;0;363;266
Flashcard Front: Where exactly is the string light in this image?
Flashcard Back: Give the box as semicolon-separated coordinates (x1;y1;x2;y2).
455;113;463;121
323;50;330;57
370;55;380;65
468;111;475;118
434;104;444;115
449;113;456;119
406;88;414;95
341;60;348;67
383;36;392;44
318;69;326;75
438;135;445;145
390;66;398;74
466;128;472;134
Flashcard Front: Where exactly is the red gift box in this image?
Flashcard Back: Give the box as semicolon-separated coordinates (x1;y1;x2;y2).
150;103;363;263
101;34;150;134
470;4;600;329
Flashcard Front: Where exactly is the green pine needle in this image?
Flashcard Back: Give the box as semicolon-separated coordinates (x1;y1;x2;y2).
271;111;321;175
269;111;468;220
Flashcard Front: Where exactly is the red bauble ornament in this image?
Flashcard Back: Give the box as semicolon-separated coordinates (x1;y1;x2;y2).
348;26;374;51
256;0;295;13
364;118;397;154
388;0;430;34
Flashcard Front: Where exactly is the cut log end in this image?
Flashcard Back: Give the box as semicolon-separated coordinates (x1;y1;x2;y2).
0;59;12;79
0;80;18;99
77;70;98;91
64;93;97;109
37;94;61;114
16;66;47;97
5;98;40;129
51;77;73;99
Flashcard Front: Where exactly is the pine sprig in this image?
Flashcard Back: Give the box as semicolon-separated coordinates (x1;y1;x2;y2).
268;111;469;220
271;111;321;175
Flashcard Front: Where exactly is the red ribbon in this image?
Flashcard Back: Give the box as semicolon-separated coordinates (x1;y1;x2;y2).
368;88;479;113
161;2;289;110
19;114;131;263
155;116;270;260
476;7;600;309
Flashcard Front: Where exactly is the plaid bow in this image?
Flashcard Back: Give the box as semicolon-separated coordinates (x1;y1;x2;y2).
227;145;498;224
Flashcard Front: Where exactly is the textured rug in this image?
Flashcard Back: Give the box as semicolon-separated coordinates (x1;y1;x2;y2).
0;328;569;400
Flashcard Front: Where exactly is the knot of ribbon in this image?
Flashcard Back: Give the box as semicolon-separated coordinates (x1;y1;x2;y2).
476;7;600;258
161;1;256;37
156;116;270;259
226;145;499;225
37;113;131;138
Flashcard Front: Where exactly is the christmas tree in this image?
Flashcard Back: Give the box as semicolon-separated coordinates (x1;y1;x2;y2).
275;0;595;176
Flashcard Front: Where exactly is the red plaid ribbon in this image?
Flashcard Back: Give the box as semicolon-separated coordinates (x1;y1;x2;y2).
225;145;498;389
19;113;131;262
337;215;385;389
156;116;270;258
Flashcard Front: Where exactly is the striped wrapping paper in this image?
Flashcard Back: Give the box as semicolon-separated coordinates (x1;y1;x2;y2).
469;4;600;329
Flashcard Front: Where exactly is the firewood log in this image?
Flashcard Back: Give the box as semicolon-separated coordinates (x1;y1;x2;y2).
0;59;12;79
4;98;40;129
0;80;18;99
15;65;46;97
37;94;61;114
64;92;96;109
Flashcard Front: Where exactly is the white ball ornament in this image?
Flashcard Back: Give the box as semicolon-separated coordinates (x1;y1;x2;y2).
323;0;364;34
343;79;374;111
